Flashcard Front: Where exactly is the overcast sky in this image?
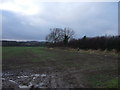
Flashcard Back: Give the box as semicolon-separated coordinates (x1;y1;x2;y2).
1;0;118;41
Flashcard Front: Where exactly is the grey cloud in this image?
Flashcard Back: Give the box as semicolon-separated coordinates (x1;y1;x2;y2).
2;2;118;41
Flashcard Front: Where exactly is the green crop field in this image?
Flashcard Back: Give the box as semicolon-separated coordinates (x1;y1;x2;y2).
2;47;119;88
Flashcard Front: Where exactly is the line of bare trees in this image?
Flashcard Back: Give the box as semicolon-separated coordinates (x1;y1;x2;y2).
46;27;120;51
69;36;120;51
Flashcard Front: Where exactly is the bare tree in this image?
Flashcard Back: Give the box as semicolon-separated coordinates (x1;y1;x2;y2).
46;28;64;43
63;27;74;39
46;27;74;44
63;27;75;45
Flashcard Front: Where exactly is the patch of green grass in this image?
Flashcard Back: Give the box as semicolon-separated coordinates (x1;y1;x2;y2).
96;77;119;88
2;47;30;58
86;73;119;88
2;47;118;69
30;47;57;59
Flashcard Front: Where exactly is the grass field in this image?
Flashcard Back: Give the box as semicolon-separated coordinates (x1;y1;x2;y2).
2;47;119;88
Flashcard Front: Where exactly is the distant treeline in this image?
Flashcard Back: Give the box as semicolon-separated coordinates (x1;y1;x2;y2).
46;36;120;51
2;41;46;47
2;36;120;51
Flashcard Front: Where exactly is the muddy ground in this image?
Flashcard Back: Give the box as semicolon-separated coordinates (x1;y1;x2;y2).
2;64;87;89
2;47;118;89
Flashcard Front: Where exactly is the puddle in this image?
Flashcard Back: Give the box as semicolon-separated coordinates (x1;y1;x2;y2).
2;78;5;80
18;81;45;88
17;75;29;78
2;72;48;88
3;73;14;76
31;74;47;77
9;80;18;84
2;71;72;88
41;74;47;77
33;77;36;80
19;85;29;88
29;82;33;87
34;74;40;77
